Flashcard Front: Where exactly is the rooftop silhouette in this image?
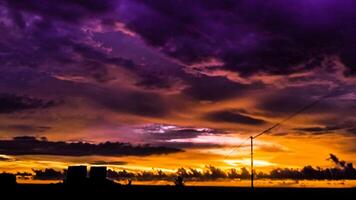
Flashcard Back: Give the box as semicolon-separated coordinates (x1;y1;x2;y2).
89;166;108;184
64;165;114;186
65;166;87;185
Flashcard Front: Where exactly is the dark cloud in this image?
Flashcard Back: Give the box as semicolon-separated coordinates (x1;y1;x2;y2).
148;129;205;140
3;0;116;23
0;136;183;156
136;124;234;149
139;124;225;143
68;42;137;82
0;0;355;159
89;161;128;166
153;142;221;149
134;74;173;89
293;126;341;135
94;89;170;117
182;75;264;101
256;85;341;116
121;0;356;77
0;67;171;118
0;0;175;118
346;128;356;135
204;110;266;125
0;125;51;133
0;93;59;114
0;0;138;83
294;120;356;136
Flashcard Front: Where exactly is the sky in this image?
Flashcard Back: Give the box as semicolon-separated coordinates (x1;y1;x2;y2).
0;0;356;177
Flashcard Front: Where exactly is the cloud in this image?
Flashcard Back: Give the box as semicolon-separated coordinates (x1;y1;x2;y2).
134;73;175;89
294;127;339;133
0;125;51;133
154;141;222;149
257;143;288;153
132;124;234;149
0;0;355;165
0;136;183;156
93;89;170;117
3;0;116;23
89;161;128;166
0;93;59;113
346;128;356;135
255;85;350;116
0;155;14;162
138;124;225;142
204;110;266;125
293;120;356;136
293;126;341;135
0;0;138;84
182;74;264;101
118;0;356;78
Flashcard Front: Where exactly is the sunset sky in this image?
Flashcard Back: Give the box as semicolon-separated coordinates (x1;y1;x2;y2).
0;0;356;178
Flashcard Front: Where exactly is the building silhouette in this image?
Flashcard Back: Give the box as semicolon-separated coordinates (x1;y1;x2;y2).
89;166;107;184
65;165;113;186
65;166;87;185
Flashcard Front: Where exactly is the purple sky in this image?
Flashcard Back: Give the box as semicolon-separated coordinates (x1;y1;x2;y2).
0;0;356;172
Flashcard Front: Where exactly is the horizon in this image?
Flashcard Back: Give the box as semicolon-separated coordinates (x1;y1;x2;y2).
10;153;356;187
1;0;356;188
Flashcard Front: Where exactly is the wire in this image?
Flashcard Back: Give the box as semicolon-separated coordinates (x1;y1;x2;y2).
253;91;333;139
223;137;250;160
224;88;336;159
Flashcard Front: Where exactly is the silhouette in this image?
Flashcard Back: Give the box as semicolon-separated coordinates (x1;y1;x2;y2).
33;168;64;180
64;165;116;187
127;179;132;186
31;155;356;184
89;166;109;185
65;166;87;185
174;175;184;187
0;173;16;188
0;164;355;198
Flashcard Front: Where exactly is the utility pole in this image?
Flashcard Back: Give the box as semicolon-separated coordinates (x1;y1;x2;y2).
224;90;332;193
250;136;254;192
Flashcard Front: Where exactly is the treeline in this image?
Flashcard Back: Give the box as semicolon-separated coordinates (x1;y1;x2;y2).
107;166;252;181
16;154;356;181
106;164;356;181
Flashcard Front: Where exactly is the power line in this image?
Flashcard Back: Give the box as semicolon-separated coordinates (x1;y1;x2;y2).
224;91;332;160
253;91;333;139
223;137;250;160
223;88;336;191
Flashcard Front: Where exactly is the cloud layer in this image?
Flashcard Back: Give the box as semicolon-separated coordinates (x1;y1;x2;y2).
0;136;182;156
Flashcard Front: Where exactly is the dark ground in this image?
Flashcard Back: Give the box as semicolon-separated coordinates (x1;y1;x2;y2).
1;184;355;199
